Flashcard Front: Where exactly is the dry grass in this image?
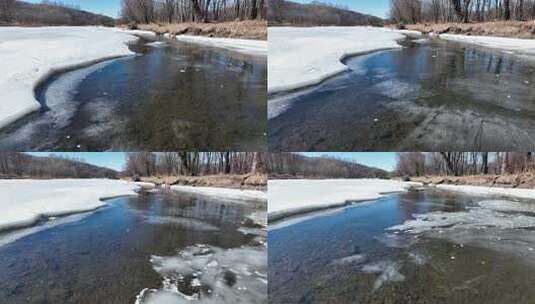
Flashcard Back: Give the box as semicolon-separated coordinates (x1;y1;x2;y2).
402;20;535;39
133;20;267;40
411;172;535;189
133;174;267;190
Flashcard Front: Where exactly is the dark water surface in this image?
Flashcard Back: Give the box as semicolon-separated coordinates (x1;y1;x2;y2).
0;191;266;304
0;39;267;151
269;38;535;151
269;190;535;304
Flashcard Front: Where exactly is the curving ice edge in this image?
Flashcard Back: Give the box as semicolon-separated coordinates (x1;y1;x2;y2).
0;26;142;130
0;179;144;232
267;26;422;95
171;185;267;203
170;34;267;56
268;179;423;222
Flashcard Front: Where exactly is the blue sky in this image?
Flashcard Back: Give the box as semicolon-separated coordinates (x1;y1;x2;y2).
300;152;397;171
26;152;127;171
293;0;390;18
25;0;122;18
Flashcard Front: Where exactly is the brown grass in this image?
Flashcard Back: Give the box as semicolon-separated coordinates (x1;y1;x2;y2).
131;174;267;190
132;20;267;40
410;172;535;189
402;20;535;39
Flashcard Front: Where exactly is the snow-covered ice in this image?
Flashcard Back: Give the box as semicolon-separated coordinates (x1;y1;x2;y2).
0;26;138;129
174;35;267;56
268;179;423;221
171;185;267;203
0;179;140;232
436;184;535;200
440;33;535;55
136;244;267;304
268;26;420;94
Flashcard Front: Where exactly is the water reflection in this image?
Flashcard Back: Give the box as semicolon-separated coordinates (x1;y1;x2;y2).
269;39;535;151
0;39;267;151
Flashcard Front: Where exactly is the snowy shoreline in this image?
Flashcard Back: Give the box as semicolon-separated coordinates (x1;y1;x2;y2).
171;185;267;203
0;179;141;232
171;34;267;56
268;179;422;222
268;26;421;94
435;184;535;200
0;26;139;130
438;33;535;55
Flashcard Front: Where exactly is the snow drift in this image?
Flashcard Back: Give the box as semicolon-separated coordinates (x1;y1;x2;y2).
0;179;140;231
268;179;422;222
268;26;420;94
0;26;138;130
436;184;535;200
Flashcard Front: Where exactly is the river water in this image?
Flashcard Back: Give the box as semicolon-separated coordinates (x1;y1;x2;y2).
0;38;267;151
269;189;535;303
0;190;267;304
269;38;535;151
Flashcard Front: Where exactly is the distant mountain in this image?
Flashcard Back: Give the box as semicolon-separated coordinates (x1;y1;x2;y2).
268;0;384;26
0;152;119;179
6;1;115;26
268;153;390;179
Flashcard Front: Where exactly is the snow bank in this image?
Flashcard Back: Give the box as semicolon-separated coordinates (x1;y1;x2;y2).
0;179;140;231
440;34;535;55
0;26;138;129
268;179;422;222
174;35;267;56
436;184;535;200
171;185;267;203
268;26;419;94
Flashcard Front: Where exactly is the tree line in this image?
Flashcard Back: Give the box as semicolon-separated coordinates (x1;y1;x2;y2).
0;152;118;179
390;0;535;24
267;153;390;179
125;152;267;177
268;0;384;26
121;0;266;24
396;152;534;177
0;0;115;25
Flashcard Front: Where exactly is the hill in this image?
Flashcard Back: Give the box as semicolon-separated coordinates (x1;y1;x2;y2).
268;153;390;179
0;152;119;179
1;1;115;26
268;0;383;26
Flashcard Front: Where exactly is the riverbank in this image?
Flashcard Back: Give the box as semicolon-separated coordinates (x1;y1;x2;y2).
0;179;140;232
268;26;420;94
268;179;422;222
136;174;267;190
0;26;137;131
410;174;535;189
131;20;267;40
403;20;535;39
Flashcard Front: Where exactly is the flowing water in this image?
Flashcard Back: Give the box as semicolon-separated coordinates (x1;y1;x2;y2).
269;189;535;304
0;38;267;151
269;38;535;151
0;190;267;304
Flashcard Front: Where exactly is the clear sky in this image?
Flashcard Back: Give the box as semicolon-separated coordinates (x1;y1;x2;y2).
293;0;391;18
300;152;397;172
26;152;127;171
24;0;122;18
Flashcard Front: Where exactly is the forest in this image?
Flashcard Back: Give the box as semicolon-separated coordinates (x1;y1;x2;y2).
396;152;535;177
0;0;115;25
267;153;389;179
390;0;535;24
0;152;118;179
268;0;383;26
120;0;266;24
